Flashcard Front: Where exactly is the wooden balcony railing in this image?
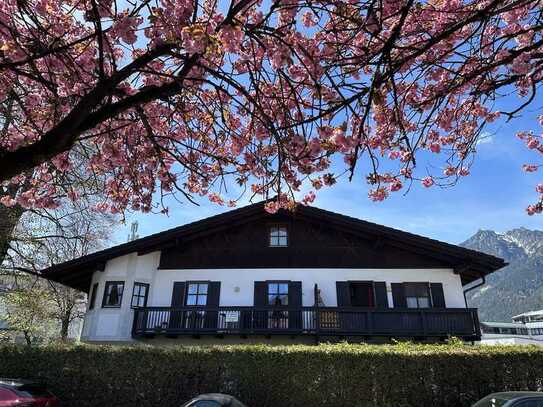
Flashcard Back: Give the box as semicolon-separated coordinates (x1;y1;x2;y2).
132;306;481;340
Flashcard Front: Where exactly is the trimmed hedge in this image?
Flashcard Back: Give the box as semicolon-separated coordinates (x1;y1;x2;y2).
1;343;543;407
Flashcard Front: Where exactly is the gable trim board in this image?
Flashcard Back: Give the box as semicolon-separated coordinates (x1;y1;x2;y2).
40;201;506;292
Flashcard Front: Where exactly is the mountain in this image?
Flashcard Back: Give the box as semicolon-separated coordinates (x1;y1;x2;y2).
461;227;543;322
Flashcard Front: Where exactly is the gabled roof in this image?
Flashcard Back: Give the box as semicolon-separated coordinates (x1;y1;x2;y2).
40;201;506;291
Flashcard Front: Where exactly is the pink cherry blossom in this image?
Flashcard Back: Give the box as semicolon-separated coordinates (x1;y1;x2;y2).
523;165;539;173
429;143;441;154
527;205;542;216
389;179;403;192
421;177;434;188
302;11;317;27
0;196;16;207
444;166;456;176
264;201;280;214
369;187;388;202
0;0;543;216
527;138;540;149
458;167;470;177
301;191;316;205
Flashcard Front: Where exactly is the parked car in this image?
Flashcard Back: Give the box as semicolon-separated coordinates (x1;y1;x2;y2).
473;392;543;407
0;378;59;407
181;393;247;407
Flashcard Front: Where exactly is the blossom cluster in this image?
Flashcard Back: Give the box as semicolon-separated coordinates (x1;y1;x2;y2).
0;0;542;215
518;128;543;215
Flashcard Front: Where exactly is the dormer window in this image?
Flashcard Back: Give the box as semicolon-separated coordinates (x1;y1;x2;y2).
269;225;288;247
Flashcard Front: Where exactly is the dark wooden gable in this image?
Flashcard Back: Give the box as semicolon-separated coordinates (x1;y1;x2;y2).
158;213;452;270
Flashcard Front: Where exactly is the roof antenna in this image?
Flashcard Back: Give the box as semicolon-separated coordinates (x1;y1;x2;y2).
127;221;139;242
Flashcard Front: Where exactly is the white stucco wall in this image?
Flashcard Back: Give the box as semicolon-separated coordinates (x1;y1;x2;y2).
82;252;160;341
81;251;466;342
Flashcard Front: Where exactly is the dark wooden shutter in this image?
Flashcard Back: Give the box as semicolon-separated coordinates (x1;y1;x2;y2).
288;281;302;307
288;281;302;330
171;282;186;307
391;283;407;308
205;282;221;329
207;282;221;307
374;282;389;308
89;283;98;310
430;283;446;308
253;281;267;329
254;281;267;307
336;282;351;306
169;282;186;330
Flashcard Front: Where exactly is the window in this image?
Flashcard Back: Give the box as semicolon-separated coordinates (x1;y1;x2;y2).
516;401;543;407
405;283;431;308
186;282;208;306
268;282;288;306
131;282;149;308
102;281;124;308
269;226;288;247
89;283;98;310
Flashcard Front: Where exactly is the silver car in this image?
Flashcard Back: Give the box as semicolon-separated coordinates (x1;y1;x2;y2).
181;393;248;407
473;392;543;407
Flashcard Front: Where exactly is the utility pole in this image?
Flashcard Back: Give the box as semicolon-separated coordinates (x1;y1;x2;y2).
127;221;139;242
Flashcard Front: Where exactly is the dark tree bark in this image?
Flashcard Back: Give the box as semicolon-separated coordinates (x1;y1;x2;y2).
0;203;24;266
23;330;32;347
60;317;70;342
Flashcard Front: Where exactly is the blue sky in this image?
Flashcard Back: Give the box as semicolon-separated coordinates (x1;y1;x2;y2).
113;93;543;246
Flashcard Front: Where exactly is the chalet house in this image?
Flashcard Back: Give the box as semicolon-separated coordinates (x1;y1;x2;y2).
41;202;506;343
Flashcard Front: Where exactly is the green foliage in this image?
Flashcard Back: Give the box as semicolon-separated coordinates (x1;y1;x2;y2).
1;287;56;345
0;342;542;407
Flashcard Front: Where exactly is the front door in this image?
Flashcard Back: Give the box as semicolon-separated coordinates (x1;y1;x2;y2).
267;282;289;329
185;282;209;329
253;281;302;331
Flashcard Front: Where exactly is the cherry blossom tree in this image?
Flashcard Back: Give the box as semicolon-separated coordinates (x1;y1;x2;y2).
0;0;542;218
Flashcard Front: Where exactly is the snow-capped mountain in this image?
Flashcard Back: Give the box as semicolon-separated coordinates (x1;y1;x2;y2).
462;228;543;322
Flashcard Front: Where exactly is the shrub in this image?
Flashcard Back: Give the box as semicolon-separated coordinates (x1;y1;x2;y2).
0;342;542;407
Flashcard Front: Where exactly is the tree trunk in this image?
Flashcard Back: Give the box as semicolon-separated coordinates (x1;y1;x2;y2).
23;330;32;347
60;318;70;342
0;203;24;266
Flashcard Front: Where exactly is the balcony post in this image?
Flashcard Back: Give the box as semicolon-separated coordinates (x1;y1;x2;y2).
421;310;427;336
314;284;320;343
472;309;481;340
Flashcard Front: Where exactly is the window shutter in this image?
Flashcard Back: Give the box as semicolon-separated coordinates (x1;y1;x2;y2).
170;282;186;330
391;283;407;308
336;282;351;306
254;281;267;307
288;281;302;307
374;282;389;308
430;283;446;308
204;282;221;329
171;282;186;307
288;281;303;329
253;281;268;329
206;282;221;308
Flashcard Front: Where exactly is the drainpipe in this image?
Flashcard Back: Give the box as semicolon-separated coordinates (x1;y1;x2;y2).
463;275;486;307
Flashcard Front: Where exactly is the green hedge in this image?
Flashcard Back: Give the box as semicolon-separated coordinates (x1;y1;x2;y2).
1;343;543;407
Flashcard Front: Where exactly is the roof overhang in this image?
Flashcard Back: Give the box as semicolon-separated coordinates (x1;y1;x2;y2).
40;201;507;292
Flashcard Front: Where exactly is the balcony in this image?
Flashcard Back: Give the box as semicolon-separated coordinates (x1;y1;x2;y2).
132;306;481;341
